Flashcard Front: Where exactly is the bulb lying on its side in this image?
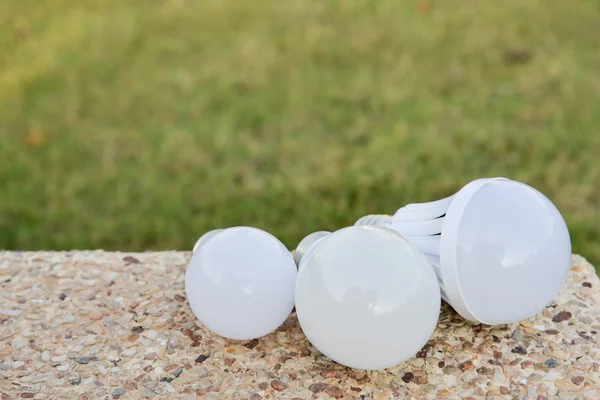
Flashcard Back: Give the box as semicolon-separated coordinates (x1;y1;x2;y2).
356;177;572;325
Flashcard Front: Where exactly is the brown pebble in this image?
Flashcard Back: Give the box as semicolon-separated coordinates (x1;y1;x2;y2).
223;358;235;366
458;360;474;371
174;294;186;302
125;333;139;342
492;335;500;343
438;361;445;368
321;370;338;378
249;394;262;400
582;282;592;288
244;339;259;349
572;376;584;385
89;312;103;321
476;366;490;375
500;386;509;395
512;345;527;355
552;311;572;323
493;351;503;359
351;387;362;392
472;325;482;333
257;382;268;390
325;386;343;398
416;343;431;358
271;380;287;391
308;382;329;393
195;354;209;363
545;329;560;335
521;361;534;369
401;372;415;383
131;326;144;333
123;256;140;264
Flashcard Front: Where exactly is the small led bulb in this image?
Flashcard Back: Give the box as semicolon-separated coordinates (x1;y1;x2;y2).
186;227;297;340
294;226;441;370
356;177;571;325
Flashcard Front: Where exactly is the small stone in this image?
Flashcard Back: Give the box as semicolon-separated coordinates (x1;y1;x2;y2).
401;372;415;383
582;282;592;288
112;388;127;397
493;351;502;359
131;326;144;333
224;358;235;366
308;383;329;393
51;355;67;363
321;370;338;378
1;309;23;317
172;367;183;378
142;389;155;398
438;361;445;368
244;339;259;349
458;360;474;371
74;356;97;364
40;352;51;362
492;335;500;343
500;386;509;395
512;346;527;355
56;364;69;372
174;294;185;302
58;293;67;300
144;352;157;360
159;377;173;383
123;256;140;264
545;358;558;368
552;311;572;323
545;329;560;335
572;376;584;385
325;386;343;398
122;348;136;357
89;312;103;321
271;380;287;391
195;354;209;364
70;378;81;385
142;330;158;340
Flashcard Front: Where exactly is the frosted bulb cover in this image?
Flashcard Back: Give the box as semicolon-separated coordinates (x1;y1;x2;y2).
295;226;441;370
441;178;571;324
185;227;297;340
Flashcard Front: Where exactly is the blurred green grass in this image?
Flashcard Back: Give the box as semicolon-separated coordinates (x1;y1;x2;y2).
1;0;599;269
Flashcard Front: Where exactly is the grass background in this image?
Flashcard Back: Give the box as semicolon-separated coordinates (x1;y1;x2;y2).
1;0;599;269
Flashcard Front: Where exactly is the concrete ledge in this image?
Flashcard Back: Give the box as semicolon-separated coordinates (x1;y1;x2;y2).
0;252;599;399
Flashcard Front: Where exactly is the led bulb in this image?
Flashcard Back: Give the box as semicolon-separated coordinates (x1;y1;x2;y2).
356;177;571;325
186;227;297;340
294;226;440;370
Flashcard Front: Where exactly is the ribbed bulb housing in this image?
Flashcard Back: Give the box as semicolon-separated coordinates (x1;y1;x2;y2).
356;177;572;325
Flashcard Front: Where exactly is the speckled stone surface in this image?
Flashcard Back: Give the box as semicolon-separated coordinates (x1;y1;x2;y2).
0;252;598;400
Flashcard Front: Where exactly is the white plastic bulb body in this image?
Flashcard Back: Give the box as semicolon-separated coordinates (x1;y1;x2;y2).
294;226;441;370
356;177;572;325
186;227;297;340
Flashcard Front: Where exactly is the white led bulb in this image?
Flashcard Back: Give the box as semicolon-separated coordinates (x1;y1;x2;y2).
356;177;571;325
186;227;297;340
294;226;440;370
